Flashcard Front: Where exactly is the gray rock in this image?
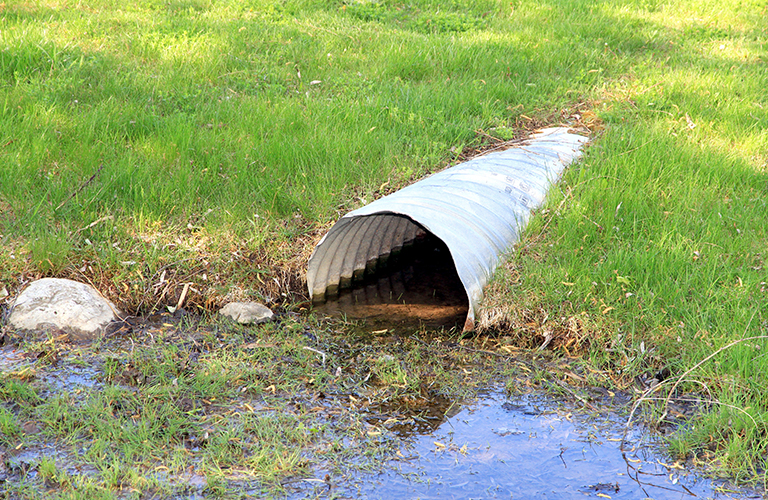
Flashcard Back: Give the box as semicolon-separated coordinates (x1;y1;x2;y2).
219;302;274;325
8;278;120;340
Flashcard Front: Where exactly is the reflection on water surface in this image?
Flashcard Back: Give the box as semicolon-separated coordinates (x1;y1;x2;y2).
2;343;763;500
292;392;762;500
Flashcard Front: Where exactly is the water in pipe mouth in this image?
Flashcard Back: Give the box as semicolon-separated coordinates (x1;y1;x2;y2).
311;223;469;332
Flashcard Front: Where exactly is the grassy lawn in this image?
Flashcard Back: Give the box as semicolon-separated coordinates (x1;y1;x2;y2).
1;0;767;496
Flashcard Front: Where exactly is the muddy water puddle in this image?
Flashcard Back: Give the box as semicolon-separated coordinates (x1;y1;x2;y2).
0;346;29;369
0;346;101;396
290;391;761;500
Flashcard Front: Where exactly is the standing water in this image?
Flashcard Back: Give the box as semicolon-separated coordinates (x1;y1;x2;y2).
289;390;762;499
2;340;763;499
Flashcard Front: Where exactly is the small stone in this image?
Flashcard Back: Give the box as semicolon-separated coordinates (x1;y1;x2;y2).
219;302;274;325
8;278;120;341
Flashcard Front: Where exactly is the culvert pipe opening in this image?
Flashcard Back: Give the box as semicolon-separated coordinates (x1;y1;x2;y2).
308;214;470;330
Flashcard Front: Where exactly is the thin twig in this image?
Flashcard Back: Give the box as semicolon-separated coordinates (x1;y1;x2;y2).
640;396;757;429
74;215;114;234
658;333;767;424
617;139;653;156
55;164;104;211
543;378;599;412
137;257;201;313
168;282;191;313
467;135;530;158
622;312;765;450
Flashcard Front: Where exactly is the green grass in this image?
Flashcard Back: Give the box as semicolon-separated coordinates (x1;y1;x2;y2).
0;316;510;498
476;0;768;484
0;0;618;307
1;0;767;493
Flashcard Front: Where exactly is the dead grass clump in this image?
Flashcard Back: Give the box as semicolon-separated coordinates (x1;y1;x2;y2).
455;102;601;166
2;223;328;319
478;302;593;354
477;257;597;354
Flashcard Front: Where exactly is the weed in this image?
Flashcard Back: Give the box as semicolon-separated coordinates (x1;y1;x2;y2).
0;406;21;443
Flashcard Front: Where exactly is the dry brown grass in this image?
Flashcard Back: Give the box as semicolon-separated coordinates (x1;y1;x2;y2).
2;223;328;319
477;262;595;354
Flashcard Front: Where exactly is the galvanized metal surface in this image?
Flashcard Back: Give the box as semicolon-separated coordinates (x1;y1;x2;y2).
307;127;589;330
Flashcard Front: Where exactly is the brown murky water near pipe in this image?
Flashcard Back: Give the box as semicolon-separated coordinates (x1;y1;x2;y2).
312;232;470;333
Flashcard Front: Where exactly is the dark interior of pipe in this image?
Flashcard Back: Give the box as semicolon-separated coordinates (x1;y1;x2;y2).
312;216;469;330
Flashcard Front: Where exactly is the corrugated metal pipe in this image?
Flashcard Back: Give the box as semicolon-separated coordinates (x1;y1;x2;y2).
307;127;589;331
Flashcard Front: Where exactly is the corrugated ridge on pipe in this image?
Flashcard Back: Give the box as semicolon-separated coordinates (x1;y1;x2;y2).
307;127;589;331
